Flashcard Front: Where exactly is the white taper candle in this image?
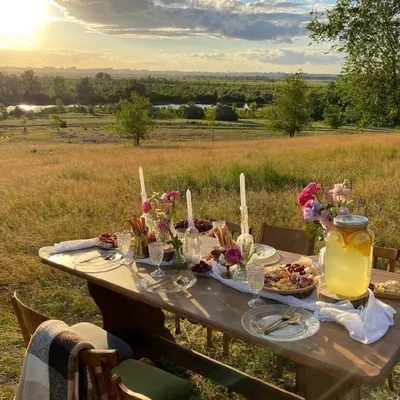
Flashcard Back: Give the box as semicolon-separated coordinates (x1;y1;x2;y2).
186;189;194;226
240;173;246;208
139;166;147;202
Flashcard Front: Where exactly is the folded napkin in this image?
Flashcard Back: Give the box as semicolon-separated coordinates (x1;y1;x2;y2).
314;290;396;344
48;238;99;254
210;262;319;311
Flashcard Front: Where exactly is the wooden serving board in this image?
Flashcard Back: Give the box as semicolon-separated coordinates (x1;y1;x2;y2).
373;291;400;301
263;282;316;298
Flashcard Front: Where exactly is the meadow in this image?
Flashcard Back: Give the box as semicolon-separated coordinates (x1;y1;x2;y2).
1;131;400;399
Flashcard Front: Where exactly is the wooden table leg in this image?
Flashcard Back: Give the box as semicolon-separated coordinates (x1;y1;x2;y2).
296;364;361;400
87;282;174;358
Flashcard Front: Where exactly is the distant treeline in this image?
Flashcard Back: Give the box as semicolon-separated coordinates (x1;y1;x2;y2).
0;70;310;107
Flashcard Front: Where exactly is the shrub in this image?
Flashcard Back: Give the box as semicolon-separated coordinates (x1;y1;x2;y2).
215;104;238;121
180;103;205;119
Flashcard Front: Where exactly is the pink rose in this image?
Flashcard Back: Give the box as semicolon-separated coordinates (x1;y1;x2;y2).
320;210;333;230
297;189;314;207
304;182;322;194
225;247;242;265
142;200;151;213
167;190;180;200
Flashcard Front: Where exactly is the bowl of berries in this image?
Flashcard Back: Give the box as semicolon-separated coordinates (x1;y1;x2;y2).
191;260;213;276
263;262;319;298
175;219;213;235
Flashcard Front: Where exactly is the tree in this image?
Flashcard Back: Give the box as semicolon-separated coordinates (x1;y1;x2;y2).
22;117;27;134
323;104;344;129
51;114;62;131
265;72;311;137
20;70;41;101
204;107;216;142
308;0;400;125
55;98;65;114
116;92;153;146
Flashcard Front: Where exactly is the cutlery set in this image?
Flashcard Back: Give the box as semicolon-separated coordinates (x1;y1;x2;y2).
257;306;301;335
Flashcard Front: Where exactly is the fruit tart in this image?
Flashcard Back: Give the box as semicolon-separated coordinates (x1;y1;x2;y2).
97;233;117;249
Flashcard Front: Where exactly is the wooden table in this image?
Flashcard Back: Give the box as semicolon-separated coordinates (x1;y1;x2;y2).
39;246;400;400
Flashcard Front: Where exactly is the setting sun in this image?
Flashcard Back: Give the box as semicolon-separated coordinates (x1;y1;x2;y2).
0;0;48;40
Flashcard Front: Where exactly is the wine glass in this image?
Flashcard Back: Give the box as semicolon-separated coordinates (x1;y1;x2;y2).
246;262;265;308
148;241;165;278
116;233;132;265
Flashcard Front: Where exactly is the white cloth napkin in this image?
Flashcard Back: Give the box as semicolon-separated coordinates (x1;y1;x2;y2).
314;290;396;344
48;238;98;254
210;263;319;311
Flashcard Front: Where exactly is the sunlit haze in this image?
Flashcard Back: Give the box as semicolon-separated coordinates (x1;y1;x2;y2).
0;0;342;73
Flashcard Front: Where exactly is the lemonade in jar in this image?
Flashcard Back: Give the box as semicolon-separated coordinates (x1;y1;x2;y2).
325;215;374;298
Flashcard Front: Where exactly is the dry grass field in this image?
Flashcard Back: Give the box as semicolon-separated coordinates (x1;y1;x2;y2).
1;133;400;399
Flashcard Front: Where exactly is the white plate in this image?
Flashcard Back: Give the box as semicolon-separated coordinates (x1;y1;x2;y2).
140;270;197;293
74;249;123;272
254;244;276;259
241;304;320;342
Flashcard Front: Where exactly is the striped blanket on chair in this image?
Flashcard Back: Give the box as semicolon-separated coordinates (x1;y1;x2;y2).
15;320;94;400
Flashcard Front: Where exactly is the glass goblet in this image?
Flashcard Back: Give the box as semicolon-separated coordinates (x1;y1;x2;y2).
246;262;265;308
148;241;165;278
116;233;132;265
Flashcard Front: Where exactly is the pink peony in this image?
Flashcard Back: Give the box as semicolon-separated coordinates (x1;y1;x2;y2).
320;210;333;230
142;200;151;213
225;247;242;265
167;190;180;200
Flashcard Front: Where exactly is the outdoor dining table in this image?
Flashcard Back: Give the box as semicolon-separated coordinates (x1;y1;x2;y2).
39;239;400;400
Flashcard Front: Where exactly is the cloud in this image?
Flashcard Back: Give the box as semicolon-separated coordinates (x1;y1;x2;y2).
169;48;343;65
238;48;343;64
55;0;312;41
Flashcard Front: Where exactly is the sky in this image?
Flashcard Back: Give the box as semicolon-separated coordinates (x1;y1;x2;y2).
0;0;342;73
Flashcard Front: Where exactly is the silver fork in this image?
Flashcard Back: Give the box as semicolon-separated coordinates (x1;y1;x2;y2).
257;306;297;334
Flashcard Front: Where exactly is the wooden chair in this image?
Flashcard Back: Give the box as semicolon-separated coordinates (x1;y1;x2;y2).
11;291;121;399
258;224;315;378
258;223;315;256
174;221;253;356
12;292;303;400
373;246;399;273
372;246;399;390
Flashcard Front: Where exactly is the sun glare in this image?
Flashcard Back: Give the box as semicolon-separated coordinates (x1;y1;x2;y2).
0;0;48;41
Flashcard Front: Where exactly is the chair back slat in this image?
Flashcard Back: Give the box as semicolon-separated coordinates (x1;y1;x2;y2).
112;377;151;400
258;224;315;256
373;246;399;272
11;292;50;347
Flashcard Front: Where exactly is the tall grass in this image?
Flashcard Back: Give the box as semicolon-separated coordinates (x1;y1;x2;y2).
1;134;400;398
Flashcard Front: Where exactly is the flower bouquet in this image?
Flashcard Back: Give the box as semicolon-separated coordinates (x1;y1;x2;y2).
142;190;186;267
298;180;352;240
211;246;255;280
